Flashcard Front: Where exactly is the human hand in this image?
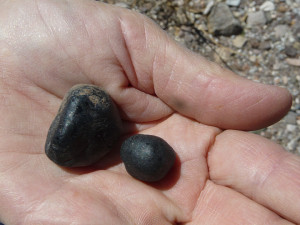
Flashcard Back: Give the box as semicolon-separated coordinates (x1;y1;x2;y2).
0;0;298;224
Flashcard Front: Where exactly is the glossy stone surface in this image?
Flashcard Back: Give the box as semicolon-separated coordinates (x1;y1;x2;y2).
45;84;122;167
120;134;176;182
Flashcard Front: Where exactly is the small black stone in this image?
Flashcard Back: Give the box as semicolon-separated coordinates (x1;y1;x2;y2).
285;46;298;58
45;84;122;167
120;134;176;182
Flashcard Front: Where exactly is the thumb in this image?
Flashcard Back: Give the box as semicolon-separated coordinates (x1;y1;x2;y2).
118;8;291;130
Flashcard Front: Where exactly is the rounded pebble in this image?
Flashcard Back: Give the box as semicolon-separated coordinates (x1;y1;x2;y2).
120;134;176;182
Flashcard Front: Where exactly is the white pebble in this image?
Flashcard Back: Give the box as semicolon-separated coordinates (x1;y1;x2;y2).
260;1;275;11
226;0;241;7
204;0;214;15
286;124;297;133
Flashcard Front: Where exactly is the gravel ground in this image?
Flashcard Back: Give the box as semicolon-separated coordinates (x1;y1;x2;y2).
98;0;300;154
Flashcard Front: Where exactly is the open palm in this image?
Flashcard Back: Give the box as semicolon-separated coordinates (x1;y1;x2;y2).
0;1;299;224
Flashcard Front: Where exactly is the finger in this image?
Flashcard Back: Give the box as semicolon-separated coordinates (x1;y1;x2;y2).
117;6;291;130
208;130;300;224
186;181;294;225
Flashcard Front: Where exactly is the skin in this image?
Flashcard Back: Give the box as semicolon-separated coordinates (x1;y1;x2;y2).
0;0;299;224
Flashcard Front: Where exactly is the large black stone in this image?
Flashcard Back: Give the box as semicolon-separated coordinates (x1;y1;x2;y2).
120;134;176;182
45;84;122;167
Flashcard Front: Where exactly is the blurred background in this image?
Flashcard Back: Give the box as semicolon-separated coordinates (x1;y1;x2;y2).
97;0;300;154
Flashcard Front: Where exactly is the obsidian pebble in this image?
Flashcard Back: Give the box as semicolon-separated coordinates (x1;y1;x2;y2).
45;84;122;167
120;134;176;182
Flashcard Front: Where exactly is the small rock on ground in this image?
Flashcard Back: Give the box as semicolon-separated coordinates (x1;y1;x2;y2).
259;1;275;11
285;46;298;58
284;111;298;124
226;0;241;7
274;24;290;38
203;0;214;15
247;11;267;27
208;3;243;36
233;35;247;48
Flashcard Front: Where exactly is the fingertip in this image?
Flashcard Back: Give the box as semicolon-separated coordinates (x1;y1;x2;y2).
242;83;292;130
202;62;293;130
268;84;292;118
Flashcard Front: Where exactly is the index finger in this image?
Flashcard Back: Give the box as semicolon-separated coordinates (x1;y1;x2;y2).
119;9;291;130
